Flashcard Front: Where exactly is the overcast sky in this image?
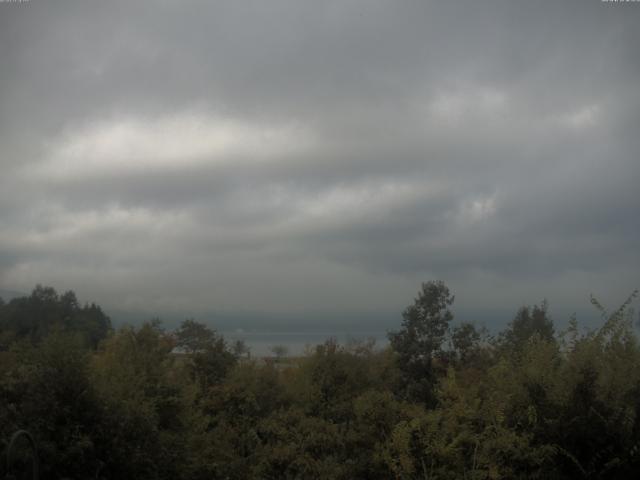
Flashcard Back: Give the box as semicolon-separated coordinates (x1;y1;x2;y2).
0;1;638;329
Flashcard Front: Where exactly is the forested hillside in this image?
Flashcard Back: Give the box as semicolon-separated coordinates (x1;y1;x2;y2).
1;283;639;479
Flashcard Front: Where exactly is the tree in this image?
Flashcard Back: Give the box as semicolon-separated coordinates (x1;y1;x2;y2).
90;320;185;479
270;345;288;362
174;319;237;390
388;280;454;405
0;331;104;479
450;322;483;364
174;319;218;354
500;301;554;352
232;339;251;359
0;285;111;349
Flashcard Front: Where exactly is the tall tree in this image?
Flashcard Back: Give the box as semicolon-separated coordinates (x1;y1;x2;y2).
388;280;454;405
174;319;237;390
500;301;554;352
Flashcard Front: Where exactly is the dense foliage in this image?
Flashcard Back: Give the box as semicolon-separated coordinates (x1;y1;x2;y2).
1;283;639;479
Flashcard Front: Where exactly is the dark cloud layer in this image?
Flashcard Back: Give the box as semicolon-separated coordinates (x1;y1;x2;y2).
0;0;638;327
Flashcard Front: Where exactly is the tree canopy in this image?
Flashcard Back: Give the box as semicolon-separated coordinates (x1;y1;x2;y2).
1;283;640;479
388;280;455;404
0;285;111;349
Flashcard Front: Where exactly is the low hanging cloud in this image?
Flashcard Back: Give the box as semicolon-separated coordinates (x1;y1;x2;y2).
0;0;638;326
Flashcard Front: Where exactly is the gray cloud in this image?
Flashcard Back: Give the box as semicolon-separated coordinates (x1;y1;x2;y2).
1;0;638;327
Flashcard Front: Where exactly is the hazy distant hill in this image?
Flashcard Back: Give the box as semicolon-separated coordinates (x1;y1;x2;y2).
0;289;26;302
